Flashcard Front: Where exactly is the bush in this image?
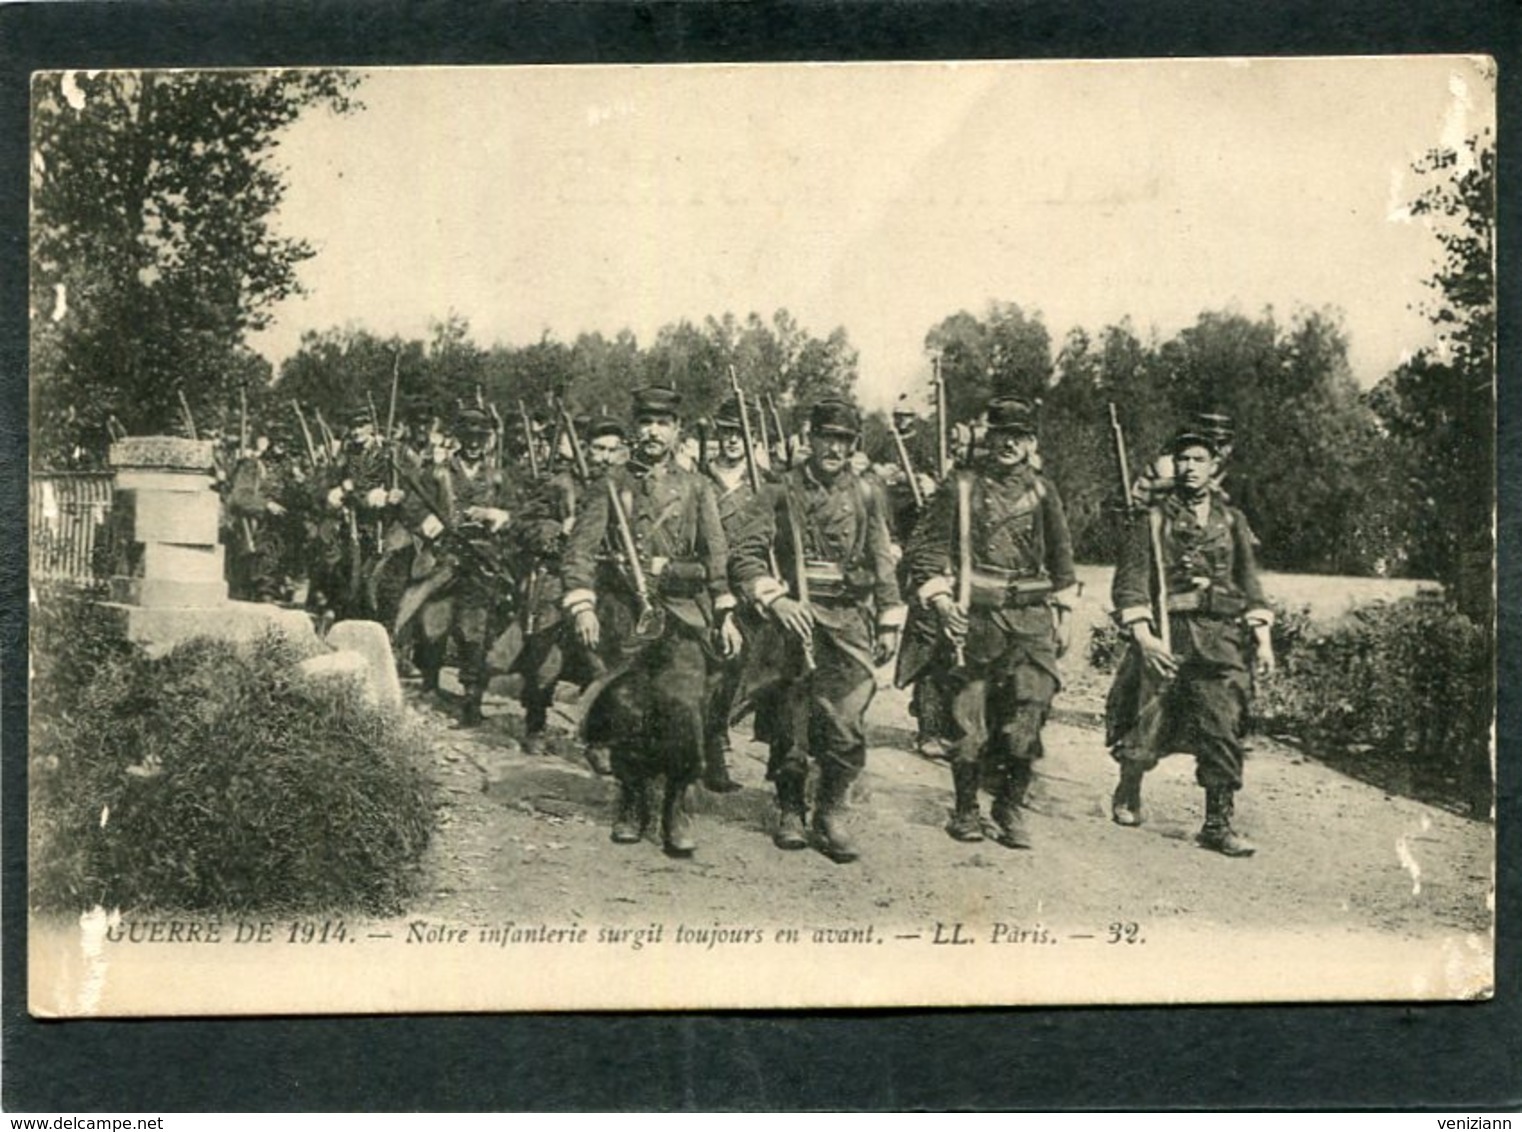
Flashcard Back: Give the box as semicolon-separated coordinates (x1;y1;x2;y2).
30;596;437;914
1256;595;1491;815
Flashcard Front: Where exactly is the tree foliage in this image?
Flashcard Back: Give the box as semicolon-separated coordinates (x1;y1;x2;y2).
1369;131;1495;615
30;69;361;464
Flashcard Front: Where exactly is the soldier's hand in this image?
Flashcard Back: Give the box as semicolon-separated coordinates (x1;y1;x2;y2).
1133;624;1178;679
387;488;406;506
873;627;900;666
574;607;601;650
265;500;287;517
931;594;969;643
1252;625;1276;678
718;611;744;658
770;596;815;644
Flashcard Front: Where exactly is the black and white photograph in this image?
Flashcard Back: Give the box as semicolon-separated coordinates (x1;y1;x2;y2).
26;58;1496;1015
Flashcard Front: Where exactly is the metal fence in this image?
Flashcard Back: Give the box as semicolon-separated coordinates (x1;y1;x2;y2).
30;472;114;587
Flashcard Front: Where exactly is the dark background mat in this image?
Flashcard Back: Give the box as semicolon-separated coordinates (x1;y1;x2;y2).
2;0;1517;1112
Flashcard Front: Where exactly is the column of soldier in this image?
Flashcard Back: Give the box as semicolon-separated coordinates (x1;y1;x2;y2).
214;378;1274;865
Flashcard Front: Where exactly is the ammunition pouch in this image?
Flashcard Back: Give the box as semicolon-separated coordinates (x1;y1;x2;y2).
1165;587;1248;618
966;566;1052;611
656;559;709;598
804;560;874;602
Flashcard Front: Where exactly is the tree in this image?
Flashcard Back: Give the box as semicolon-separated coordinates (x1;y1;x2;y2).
924;301;1052;423
1370;130;1495;616
30;69;360;465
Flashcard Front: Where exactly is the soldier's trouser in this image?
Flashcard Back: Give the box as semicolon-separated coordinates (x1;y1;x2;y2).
941;661;1058;774
602;627;709;787
704;650;745;761
1112;657;1249;792
518;623;563;735
768;634;876;781
451;575;509;704
910;677;953;743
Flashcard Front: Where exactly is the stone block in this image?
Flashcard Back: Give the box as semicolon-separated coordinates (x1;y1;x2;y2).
326;620;403;713
297;650;372;702
93;600;322;659
109;577;228;608
109;436;214;473
130;542;226;584
115;489;221;547
114;469;216;495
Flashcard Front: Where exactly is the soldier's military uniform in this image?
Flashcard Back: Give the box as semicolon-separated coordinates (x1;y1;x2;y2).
508;414;625;757
397;409;516;727
561;386;734;855
1105;425;1273;857
699;396;778;794
730;398;906;863
900;397;1078;848
225;444;302;603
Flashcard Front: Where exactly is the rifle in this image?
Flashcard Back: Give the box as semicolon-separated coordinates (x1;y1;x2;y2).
728;366;763;496
953;473;971;669
238;388;256;553
385;352;401;487
695;416;711;476
754;395;772;468
1108;402;1169;653
765;393;789;469
933;354;950;477
557;402;591;483
313;408;338;461
291;400;319;466
396;460;515;589
890;418;924;510
487;402;505;473
605;475;664;642
780;488;817;673
178;390;198;441
518;399;541;479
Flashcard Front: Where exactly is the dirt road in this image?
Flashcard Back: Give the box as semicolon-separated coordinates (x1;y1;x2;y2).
411;663;1492;950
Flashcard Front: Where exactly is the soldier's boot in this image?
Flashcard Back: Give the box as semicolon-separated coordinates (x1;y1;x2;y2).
702;737;742;794
1196;787;1256;857
611;779;650;845
946;762;986;842
773;771;810;851
812;764;860;864
990;761;1034;850
522;698;549;756
456;691;486;729
661;779;697;858
584;745;614;776
1111;761;1146;827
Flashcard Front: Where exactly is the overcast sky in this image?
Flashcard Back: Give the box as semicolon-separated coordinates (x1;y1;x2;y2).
248;57;1493;410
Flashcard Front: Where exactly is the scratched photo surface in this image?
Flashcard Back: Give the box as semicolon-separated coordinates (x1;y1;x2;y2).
28;59;1495;1016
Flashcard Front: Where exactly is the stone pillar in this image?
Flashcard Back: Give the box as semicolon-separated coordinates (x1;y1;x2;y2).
94;436;319;657
107;436;227;608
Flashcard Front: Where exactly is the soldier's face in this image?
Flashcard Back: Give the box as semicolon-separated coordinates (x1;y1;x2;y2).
636;413;679;460
589;434;623;471
811;432;854;476
1173;445;1218;492
717;426;745;462
988;429;1034;467
460;429;490;457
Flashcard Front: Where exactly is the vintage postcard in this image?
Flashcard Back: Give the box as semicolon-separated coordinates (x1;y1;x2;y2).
27;58;1495;1016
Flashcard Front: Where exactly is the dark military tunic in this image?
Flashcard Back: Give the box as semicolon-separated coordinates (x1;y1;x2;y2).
561;455;732;784
1105;488;1272;790
397;453;516;699
901;462;1078;768
507;465;597;736
730;463;905;777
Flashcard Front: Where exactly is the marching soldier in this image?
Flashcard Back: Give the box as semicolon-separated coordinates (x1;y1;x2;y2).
699;395;777;793
510;413;625;758
1105;423;1275;857
900;396;1078;849
730;397;905;863
225;435;304;603
397;407;515;727
561;386;739;856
